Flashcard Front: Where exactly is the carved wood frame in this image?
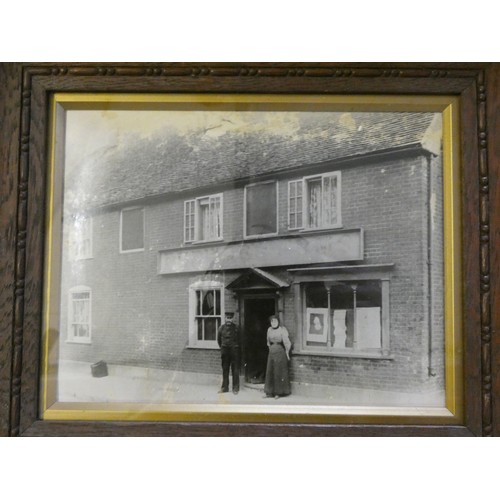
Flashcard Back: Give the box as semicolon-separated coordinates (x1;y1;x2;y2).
0;62;498;436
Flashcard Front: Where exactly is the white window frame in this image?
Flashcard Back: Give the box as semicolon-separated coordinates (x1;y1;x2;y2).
299;278;390;358
288;171;342;231
188;280;224;349
287;179;304;230
184;199;196;243
67;285;92;344
71;214;93;260
120;206;145;253
243;180;279;239
184;193;223;244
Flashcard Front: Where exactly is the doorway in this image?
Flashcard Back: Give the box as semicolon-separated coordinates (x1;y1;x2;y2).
242;297;276;384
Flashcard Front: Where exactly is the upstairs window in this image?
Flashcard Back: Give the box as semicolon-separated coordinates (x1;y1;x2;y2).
288;171;341;230
184;200;196;242
70;214;92;260
120;207;144;253
184;194;223;243
244;181;278;237
288;180;303;230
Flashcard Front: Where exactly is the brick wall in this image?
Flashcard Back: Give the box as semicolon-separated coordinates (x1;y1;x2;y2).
59;151;444;393
276;155;444;392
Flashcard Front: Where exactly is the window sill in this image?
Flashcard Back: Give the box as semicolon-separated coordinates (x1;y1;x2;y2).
186;345;220;351
66;339;92;345
293;349;393;360
119;248;144;254
187;238;224;246
298;225;343;234
243;232;279;240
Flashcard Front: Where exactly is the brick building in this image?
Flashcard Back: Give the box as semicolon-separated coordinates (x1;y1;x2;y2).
59;111;444;395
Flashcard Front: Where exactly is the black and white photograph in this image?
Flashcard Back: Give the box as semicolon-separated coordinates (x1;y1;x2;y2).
42;94;461;421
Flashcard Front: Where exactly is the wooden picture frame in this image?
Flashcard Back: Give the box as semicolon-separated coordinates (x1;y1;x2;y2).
0;62;499;436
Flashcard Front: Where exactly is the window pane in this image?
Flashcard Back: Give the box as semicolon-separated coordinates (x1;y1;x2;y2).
202;290;215;315
215;289;221;315
122;208;144;251
203;318;217;341
73;215;92;258
307;178;322;228
184;201;195;242
322;175;338;226
304;280;382;350
198;196;222;241
196;290;201;316
305;283;328;308
75;324;89;338
246;183;277;236
296;213;303;228
197;318;203;340
356;307;381;349
288;180;304;230
191;286;223;345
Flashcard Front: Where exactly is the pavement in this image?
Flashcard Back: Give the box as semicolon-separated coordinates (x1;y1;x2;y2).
57;360;445;408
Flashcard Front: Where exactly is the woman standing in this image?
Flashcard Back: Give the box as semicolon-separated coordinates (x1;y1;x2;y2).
264;315;291;399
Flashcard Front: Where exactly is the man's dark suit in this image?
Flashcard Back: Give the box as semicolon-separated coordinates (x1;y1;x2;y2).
217;321;240;393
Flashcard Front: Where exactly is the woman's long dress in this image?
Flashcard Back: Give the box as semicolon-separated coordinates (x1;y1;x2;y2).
264;326;291;397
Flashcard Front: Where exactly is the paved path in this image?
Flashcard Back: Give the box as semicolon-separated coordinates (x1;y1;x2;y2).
57;360;445;408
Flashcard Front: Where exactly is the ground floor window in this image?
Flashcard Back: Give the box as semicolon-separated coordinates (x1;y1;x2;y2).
68;286;91;343
302;279;389;355
188;281;224;348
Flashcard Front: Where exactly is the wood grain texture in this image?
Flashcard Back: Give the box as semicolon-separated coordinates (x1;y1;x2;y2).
487;64;500;437
0;63;21;437
0;62;496;436
460;83;483;436
21;421;475;437
18;78;48;434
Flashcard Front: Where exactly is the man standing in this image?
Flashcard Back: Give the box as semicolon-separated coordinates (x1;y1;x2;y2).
217;312;240;394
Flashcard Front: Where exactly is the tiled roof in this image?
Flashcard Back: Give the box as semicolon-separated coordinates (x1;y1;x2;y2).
67;112;438;209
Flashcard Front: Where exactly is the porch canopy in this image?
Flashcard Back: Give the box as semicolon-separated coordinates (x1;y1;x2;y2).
226;268;290;291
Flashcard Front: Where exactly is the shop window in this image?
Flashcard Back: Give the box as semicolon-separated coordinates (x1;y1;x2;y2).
120;207;144;252
188;281;224;348
184;194;223;243
303;280;386;354
68;286;91;343
244;181;278;237
288;171;341;230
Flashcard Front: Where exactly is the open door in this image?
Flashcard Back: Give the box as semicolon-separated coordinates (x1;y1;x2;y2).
243;297;276;384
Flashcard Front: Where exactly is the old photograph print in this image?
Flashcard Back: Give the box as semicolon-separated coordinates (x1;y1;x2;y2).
54;99;445;410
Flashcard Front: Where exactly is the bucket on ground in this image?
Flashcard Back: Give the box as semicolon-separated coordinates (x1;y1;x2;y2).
91;360;108;378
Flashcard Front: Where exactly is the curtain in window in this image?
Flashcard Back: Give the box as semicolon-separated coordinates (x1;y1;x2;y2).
200;197;221;240
211;196;221;238
72;292;90;337
195;289;221;341
201;202;210;240
308;179;321;228
322;175;338;226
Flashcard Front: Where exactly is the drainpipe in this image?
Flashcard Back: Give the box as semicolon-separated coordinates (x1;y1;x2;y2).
427;155;436;377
